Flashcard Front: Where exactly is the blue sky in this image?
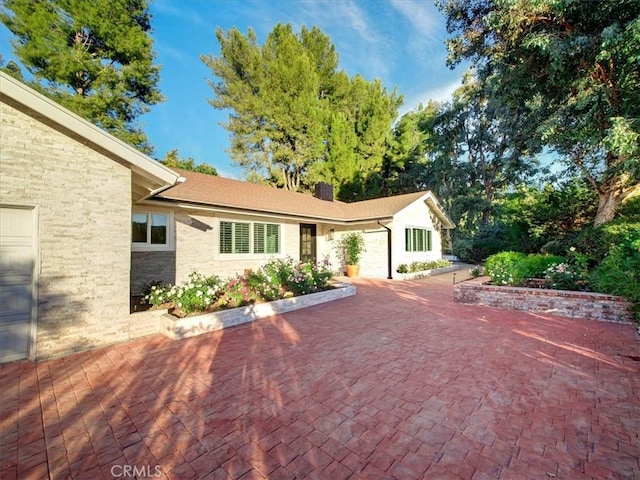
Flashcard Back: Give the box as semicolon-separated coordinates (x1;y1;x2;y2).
1;0;467;178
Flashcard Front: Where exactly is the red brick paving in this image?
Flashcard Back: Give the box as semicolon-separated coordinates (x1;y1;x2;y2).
1;274;639;479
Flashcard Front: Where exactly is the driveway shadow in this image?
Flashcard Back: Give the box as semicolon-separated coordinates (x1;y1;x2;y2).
1;275;639;479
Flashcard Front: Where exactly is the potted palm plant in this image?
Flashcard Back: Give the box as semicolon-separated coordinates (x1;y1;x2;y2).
338;232;366;277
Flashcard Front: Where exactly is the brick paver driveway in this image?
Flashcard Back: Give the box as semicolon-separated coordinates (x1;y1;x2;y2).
2;274;639;479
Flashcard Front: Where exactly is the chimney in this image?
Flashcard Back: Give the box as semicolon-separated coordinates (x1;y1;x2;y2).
314;182;334;202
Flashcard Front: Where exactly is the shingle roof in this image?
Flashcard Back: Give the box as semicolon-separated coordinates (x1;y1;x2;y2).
156;168;454;227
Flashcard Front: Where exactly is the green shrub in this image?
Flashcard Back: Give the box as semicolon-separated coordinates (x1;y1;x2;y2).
485;251;526;285
396;264;409;274
543;220;640;267
452;237;474;263
544;262;590;291
408;260;452;272
516;254;564;279
145;257;335;315
146;272;223;314
590;231;640;322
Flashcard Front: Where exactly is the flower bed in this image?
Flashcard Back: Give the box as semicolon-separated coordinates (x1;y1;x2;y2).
395;264;460;280
161;282;355;340
395;259;453;279
454;277;633;323
145;257;334;317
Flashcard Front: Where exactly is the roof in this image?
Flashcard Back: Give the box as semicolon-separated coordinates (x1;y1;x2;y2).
0;72;182;200
155;168;455;228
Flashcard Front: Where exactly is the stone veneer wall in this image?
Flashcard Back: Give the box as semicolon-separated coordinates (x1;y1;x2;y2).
454;278;632;323
2;100;134;359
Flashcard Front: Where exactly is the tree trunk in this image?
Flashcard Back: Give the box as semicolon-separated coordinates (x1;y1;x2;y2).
594;188;619;226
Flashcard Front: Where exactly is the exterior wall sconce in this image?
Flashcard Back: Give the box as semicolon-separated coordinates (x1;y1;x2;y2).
327;229;335;241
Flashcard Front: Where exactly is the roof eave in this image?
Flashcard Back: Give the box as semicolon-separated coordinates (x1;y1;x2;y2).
0;72;180;194
143;197;394;225
424;193;456;229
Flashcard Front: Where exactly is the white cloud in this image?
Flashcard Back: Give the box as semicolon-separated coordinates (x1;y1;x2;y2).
152;0;206;27
390;0;438;40
398;77;462;116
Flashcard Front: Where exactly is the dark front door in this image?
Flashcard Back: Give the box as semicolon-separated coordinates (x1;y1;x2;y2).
299;224;317;263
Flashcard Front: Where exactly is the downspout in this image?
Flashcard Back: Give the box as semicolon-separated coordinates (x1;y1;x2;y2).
377;220;393;280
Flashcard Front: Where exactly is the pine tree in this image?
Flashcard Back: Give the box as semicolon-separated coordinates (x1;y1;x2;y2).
1;0;163;153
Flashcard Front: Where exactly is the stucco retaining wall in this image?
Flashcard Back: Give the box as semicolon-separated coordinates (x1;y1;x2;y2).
162;283;356;340
454;278;633;323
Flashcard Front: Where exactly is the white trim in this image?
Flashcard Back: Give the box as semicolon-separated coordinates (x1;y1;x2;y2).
131;209;175;252
138;199;395;225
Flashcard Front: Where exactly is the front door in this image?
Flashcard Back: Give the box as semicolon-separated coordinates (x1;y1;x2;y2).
0;206;36;363
299;224;317;263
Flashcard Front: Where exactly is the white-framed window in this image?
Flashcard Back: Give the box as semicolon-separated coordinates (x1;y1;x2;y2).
132;211;174;251
220;221;281;254
405;227;432;252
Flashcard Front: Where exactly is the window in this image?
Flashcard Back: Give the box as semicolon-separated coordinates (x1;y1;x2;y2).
220;221;281;254
132;212;173;250
254;223;280;254
405;227;432;252
220;221;250;254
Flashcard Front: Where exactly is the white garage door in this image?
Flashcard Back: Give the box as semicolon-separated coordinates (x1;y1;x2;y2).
0;206;36;363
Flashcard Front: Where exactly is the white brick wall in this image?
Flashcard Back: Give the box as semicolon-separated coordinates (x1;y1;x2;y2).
1;101;133;359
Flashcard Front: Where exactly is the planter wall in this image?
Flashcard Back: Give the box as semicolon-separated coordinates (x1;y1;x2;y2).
454;278;633;323
161;283;356;340
395;264;460;280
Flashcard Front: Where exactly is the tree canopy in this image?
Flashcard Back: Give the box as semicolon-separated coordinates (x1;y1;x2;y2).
201;23;402;199
1;0;163;153
437;0;640;225
160;149;218;176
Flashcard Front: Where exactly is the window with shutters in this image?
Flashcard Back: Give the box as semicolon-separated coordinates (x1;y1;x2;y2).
220;221;281;254
254;223;280;254
220;221;250;254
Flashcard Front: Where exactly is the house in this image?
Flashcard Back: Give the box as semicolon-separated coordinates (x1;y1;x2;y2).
0;72;454;362
133;169;455;293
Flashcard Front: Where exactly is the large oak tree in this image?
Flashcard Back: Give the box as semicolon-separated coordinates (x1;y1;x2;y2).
438;0;640;225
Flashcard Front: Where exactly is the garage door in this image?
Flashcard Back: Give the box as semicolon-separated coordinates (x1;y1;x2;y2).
0;206;35;363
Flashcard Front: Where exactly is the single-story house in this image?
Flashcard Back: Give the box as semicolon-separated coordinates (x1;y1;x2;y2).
0;72;454;362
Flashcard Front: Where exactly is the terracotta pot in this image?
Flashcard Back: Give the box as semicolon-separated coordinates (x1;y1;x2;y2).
346;265;360;277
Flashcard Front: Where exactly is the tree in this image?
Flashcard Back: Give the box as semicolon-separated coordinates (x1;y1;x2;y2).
202;24;329;191
438;0;640;225
201;23;402;197
1;0;163;153
161;149;218;176
412;73;538;237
